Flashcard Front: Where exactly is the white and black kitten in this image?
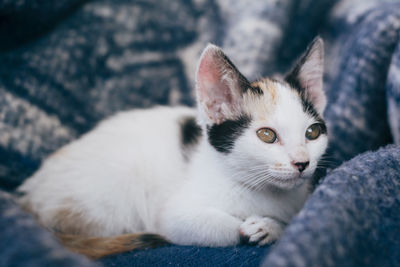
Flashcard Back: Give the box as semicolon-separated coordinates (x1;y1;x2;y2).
17;37;328;258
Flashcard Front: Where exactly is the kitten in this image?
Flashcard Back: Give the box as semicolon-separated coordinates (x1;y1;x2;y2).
17;37;328;259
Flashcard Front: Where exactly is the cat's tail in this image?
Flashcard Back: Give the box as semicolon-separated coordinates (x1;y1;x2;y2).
55;233;169;259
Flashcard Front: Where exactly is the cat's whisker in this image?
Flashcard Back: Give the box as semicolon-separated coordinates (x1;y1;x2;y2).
244;172;277;191
230;169;275;192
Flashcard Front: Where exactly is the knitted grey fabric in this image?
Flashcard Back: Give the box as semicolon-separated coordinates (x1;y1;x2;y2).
262;145;400;267
323;1;400;164
387;36;400;145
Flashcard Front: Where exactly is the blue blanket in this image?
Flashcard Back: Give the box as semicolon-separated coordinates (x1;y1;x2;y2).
1;0;399;266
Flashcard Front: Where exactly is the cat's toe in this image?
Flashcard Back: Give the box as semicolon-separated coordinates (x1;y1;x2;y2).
257;232;277;246
239;216;283;246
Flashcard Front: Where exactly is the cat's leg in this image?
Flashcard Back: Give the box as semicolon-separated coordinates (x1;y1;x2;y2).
159;207;243;246
239;215;284;245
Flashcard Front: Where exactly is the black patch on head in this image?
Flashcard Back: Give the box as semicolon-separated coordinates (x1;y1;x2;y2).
137;234;169;247
301;96;320;119
286;64;327;133
207;115;251;153
300;94;327;133
180;116;202;146
285;73;302;94
266;77;280;84
249;83;264;95
300;97;327;138
218;51;263;96
285;78;324;123
285;60;307;103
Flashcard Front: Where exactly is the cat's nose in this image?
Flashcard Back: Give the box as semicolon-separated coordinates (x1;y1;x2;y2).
291;161;309;172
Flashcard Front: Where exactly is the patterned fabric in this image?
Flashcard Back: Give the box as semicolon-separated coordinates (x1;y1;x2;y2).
0;191;99;267
262;145;400;267
0;0;399;266
324;0;400;163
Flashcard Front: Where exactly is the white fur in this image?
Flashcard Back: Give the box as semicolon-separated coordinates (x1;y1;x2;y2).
18;44;328;247
19;107;195;236
18;91;327;246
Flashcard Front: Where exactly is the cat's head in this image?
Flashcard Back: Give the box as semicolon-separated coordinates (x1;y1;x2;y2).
195;37;328;190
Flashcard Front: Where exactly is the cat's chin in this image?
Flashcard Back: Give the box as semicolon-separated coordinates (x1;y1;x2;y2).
239;172;308;191
266;174;308;191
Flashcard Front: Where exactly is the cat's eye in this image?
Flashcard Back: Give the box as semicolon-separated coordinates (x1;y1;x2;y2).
306;123;322;140
257;128;277;143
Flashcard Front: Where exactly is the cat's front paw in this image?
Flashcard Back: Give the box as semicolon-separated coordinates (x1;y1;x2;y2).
239;216;283;246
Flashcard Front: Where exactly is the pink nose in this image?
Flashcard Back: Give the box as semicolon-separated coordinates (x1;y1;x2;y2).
291;161;309;172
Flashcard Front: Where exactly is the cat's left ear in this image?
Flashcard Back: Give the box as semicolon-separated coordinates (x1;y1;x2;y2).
285;37;326;114
195;44;253;125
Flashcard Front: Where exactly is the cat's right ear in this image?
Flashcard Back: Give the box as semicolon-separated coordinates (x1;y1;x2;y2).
195;44;252;125
285;37;326;114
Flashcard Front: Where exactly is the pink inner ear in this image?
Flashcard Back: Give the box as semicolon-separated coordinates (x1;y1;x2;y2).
195;44;246;123
299;68;326;113
196;48;234;107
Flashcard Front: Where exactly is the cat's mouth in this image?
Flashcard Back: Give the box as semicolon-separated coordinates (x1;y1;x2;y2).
233;165;310;191
267;172;308;189
274;175;303;183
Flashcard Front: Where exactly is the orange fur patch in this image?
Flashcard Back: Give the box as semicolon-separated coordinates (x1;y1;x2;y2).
56;233;168;259
251;78;278;103
52;208;97;235
20;197;167;259
244;79;280;121
50;198;101;236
